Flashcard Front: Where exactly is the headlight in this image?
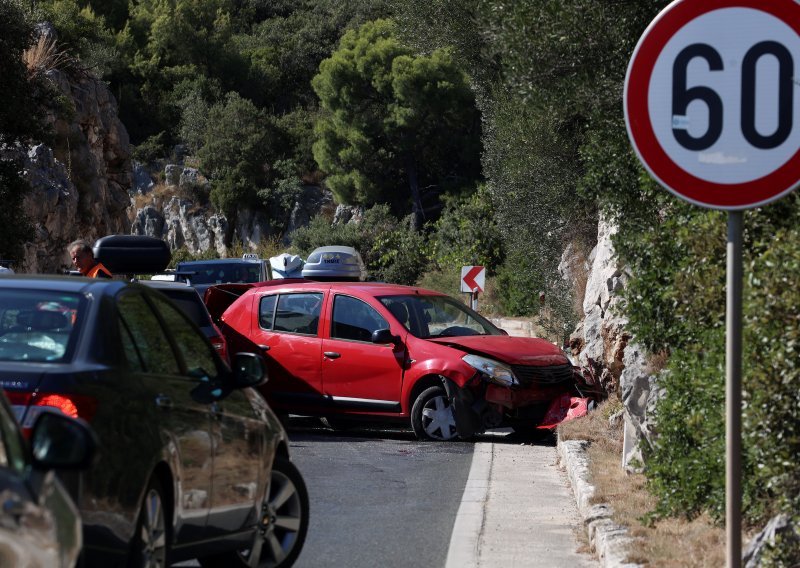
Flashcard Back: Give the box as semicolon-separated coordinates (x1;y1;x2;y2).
462;354;518;387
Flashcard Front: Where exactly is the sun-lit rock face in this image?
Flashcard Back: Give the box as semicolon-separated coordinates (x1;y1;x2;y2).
22;68;131;274
567;214;663;470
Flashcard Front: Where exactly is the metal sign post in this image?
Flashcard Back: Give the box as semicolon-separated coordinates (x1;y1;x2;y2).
460;266;485;311
726;211;743;565
624;2;800;565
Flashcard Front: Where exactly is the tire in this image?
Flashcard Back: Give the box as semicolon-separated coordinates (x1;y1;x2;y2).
200;457;309;568
129;478;168;568
411;386;459;441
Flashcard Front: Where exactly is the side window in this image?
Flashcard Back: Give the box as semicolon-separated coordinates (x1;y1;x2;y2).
117;292;180;375
119;321;145;372
272;293;323;335
331;295;387;342
149;293;219;381
259;294;277;329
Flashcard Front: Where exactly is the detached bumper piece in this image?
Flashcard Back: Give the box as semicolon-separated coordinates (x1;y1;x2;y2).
536;394;592;430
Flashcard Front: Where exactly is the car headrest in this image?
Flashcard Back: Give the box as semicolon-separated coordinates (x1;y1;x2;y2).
31;311;69;331
388;303;409;325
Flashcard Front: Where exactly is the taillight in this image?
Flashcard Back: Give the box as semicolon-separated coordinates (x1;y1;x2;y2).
35;394;79;418
210;335;228;360
3;390;97;438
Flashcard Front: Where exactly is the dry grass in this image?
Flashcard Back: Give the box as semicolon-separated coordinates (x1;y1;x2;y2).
23;34;70;77
132;181;205;211
558;399;726;567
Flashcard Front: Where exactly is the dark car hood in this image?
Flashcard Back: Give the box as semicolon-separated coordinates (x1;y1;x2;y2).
427;335;569;366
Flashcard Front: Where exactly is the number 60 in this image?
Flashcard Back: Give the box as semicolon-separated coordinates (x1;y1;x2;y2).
672;41;794;151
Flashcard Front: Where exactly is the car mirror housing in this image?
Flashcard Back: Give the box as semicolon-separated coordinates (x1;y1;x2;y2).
30;411;98;471
371;328;399;345
232;352;267;388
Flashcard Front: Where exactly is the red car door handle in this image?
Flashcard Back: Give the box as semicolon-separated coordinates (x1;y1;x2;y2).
257;344;270;351
324;351;341;359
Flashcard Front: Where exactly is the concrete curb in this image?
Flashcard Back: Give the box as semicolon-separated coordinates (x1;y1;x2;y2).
557;438;643;568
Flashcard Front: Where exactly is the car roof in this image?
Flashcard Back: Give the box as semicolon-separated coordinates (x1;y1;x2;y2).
0;274;127;294
243;280;448;298
139;280;195;291
177;258;262;265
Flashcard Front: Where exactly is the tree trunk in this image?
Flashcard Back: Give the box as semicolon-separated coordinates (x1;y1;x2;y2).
405;155;423;231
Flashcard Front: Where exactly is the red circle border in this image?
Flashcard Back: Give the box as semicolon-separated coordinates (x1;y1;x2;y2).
625;0;800;209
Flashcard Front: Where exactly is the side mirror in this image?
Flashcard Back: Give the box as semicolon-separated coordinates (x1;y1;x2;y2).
372;328;400;345
232;352;267;388
30;411;97;471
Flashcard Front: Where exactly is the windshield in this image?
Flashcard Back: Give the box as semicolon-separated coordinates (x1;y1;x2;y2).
178;262;261;285
0;290;83;362
378;295;502;338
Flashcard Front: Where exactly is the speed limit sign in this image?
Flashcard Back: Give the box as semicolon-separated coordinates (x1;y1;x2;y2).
625;0;800;209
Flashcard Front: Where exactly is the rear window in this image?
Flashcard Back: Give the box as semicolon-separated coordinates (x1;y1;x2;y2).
0;290;83;362
177;261;261;285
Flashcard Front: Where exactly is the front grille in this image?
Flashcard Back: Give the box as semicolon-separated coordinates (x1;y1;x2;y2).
512;363;574;387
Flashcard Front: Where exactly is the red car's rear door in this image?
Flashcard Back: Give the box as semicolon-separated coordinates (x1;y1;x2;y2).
247;291;325;411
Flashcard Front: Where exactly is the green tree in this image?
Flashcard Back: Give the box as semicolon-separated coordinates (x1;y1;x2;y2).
191;92;286;240
312;18;481;229
430;185;503;271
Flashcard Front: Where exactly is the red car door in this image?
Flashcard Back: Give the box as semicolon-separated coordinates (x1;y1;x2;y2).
248;291;325;411
320;294;406;414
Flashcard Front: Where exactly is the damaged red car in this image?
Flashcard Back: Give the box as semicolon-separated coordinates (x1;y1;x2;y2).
215;280;587;440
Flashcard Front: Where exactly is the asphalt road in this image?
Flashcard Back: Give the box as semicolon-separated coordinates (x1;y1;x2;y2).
286;418;474;568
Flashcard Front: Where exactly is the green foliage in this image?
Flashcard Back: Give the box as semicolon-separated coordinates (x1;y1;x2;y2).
131;132;169;166
642;330;728;521
742;201;800;521
430;185;503;271
290;204;430;285
311;18;481;222
36;0;117;75
256;159;304;235
193;92;284;218
631;195;800;525
0;0;51;261
415;267;461;298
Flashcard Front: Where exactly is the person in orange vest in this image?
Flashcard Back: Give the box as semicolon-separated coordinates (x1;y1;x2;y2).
68;239;112;278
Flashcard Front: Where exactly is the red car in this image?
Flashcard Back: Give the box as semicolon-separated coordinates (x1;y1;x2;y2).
215;280;583;440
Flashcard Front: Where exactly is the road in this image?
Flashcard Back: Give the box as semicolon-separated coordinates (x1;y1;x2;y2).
178;418;595;567
287;418;474;568
286;418;596;568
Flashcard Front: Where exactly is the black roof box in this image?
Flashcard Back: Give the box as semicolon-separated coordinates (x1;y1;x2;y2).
93;235;172;274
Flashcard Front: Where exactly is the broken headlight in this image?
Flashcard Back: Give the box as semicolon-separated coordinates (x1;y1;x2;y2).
462;354;518;387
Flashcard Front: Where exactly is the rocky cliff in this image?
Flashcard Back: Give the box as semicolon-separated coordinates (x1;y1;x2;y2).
566;214;660;470
22;68;131;273
21;68;332;271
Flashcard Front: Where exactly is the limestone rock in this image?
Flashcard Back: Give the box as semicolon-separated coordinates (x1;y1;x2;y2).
21;66;131;274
